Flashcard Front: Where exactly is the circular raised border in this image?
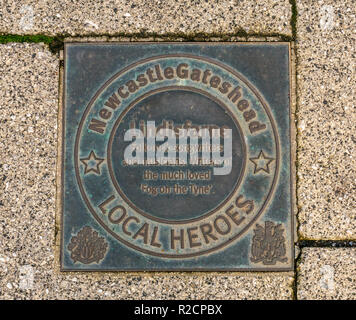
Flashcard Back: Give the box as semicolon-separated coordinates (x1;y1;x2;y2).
74;54;280;258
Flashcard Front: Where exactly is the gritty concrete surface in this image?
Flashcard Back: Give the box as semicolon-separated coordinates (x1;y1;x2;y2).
0;0;292;36
296;0;356;239
298;248;356;300
0;43;294;300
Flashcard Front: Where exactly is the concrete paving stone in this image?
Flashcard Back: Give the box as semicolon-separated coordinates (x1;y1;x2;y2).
298;248;356;300
0;43;294;300
0;0;292;36
296;0;356;239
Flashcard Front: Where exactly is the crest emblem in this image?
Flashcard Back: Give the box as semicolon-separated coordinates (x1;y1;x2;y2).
68;226;108;264
250;221;288;265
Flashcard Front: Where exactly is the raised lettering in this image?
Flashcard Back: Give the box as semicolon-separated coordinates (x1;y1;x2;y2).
88;118;106;134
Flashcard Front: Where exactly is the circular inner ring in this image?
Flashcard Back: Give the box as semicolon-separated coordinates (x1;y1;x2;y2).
74;54;280;258
108;86;246;224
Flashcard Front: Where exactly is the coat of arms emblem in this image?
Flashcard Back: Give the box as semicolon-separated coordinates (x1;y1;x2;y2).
250;221;288;265
68;226;108;264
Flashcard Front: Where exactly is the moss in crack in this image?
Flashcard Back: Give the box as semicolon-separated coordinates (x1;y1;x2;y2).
54;223;60;246
66;30;292;42
289;0;298;40
293;240;356;299
0;34;53;45
0;30;293;56
49;35;65;54
0;33;62;54
299;240;356;248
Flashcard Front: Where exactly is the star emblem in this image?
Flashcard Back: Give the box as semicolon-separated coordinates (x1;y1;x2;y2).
249;150;274;174
80;151;105;175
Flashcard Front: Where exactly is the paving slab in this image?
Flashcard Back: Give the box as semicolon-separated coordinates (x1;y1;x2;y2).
0;1;292;36
0;43;294;299
296;0;356;239
297;248;356;300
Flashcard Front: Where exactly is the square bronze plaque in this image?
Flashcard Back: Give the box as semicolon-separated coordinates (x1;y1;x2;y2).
61;42;294;271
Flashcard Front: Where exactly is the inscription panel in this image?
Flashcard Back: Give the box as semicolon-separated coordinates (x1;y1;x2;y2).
61;43;293;271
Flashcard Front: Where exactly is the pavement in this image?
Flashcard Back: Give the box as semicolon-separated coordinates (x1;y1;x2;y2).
0;0;354;299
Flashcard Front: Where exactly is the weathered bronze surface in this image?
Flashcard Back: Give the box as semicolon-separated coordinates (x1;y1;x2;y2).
61;43;293;271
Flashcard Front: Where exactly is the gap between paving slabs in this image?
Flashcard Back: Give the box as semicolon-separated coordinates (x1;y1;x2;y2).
2;26;354;299
0;31;294;55
1;32;297;299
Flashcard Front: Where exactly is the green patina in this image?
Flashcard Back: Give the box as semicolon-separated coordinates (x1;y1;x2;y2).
289;0;298;40
0;30;292;55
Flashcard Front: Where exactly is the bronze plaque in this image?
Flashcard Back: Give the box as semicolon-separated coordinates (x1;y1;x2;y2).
61;43;294;271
